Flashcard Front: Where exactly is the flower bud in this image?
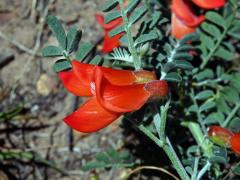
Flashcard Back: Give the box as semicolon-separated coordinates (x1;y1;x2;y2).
208;126;233;147
230;133;240;154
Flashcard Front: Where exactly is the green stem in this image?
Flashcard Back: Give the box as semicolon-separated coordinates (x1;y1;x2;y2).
138;118;190;179
190;89;207;134
197;161;211;180
199;8;236;70
182;121;212;158
138;125;164;147
118;0;141;70
223;102;240;127
163;137;190;180
191;157;200;180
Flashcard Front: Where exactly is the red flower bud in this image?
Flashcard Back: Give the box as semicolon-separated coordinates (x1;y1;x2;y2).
208;126;233;147
230;133;240;154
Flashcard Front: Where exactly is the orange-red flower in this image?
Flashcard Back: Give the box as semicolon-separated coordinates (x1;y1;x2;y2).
208;125;240;154
171;0;226;39
230;133;240;154
95;13;124;53
59;60;169;133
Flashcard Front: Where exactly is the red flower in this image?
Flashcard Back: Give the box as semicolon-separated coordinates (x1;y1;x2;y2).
191;0;225;9
95;13;124;53
208;125;233;147
208;125;240;154
171;0;226;39
59;60;169;132
230;133;240;154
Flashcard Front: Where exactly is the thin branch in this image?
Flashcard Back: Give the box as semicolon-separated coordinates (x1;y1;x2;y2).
124;165;180;180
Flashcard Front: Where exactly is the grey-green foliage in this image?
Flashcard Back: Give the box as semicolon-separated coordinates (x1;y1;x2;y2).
192;66;240;130
42;16;94;72
102;0;148;38
82;148;134;171
159;33;198;82
198;1;239;64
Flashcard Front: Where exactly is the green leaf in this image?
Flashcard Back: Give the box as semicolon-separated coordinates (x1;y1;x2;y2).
105;11;121;24
188;105;198;113
109;25;125;37
179;33;199;45
173;52;193;61
214;46;234;61
149;11;161;28
90;55;102;65
206;11;226;28
66;27;82;53
100;0;118;12
129;6;148;25
134;31;158;46
195;90;214;100
205;112;225;125
209;146;228;164
201;22;221;38
75;42;94;61
175;61;193;70
163;72;182;82
42;45;62;57
194;69;214;81
200;33;215;50
82;148;134;171
199;101;216;112
46;15;66;49
228;117;240;131
216;96;231;114
125;0;140;13
222;86;239;103
177;44;194;52
82;161;106;171
53;59;72;73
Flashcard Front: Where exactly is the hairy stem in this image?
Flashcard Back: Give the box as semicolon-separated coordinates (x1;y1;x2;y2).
190;89;207;134
138;102;190;180
118;0;141;70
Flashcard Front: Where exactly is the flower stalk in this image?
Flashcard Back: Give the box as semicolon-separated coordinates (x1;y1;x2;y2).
118;0;141;70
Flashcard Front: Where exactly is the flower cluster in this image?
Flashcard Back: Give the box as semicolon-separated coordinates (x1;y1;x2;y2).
171;0;226;39
59;60;169;133
208;126;240;154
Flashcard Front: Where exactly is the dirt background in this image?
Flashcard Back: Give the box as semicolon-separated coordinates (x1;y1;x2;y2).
0;0;132;179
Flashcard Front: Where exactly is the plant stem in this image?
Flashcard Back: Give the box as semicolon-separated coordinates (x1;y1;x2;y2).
223;102;240;127
197;161;211;180
190;89;207;134
138;125;164;147
163;137;190;180
138;125;190;180
118;0;141;70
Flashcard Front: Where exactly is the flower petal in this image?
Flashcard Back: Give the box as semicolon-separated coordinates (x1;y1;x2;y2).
101;31;123;53
95;13;123;30
71;61;95;86
192;0;225;9
172;0;205;27
230;133;240;154
72;60;136;85
171;13;197;39
64;98;121;133
95;67;150;112
58;71;92;96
